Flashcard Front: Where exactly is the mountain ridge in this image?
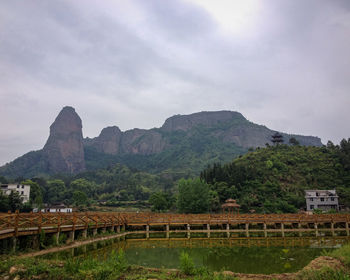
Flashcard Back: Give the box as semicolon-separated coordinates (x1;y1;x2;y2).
0;107;322;178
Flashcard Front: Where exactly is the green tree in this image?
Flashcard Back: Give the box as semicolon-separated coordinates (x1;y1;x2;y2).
209;190;220;212
177;178;210;213
211;181;238;204
45;179;66;204
289;137;300;146
21;179;43;207
70;178;96;198
149;192;171;212
8;190;23;212
0;192;9;212
72;191;88;206
0;176;8;184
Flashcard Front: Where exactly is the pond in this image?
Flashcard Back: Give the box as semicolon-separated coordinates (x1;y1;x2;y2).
45;236;349;274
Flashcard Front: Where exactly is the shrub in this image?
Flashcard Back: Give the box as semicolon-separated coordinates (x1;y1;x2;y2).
179;251;195;275
113;249;128;271
329;243;350;266
298;266;350;280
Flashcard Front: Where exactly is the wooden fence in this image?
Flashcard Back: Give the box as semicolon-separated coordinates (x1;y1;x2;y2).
1;212;350;240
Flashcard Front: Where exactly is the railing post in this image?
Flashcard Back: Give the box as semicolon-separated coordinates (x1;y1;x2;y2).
56;213;61;245
14;210;19;238
166;224;170;238
146;224;150;239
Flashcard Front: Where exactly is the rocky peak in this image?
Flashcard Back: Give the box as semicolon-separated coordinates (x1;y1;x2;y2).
91;126;122;155
43;106;85;174
161;110;246;132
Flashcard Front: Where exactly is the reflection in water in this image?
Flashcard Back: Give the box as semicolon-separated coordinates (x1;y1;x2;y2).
44;237;349;274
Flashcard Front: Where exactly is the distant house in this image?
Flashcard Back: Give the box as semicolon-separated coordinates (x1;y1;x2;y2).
305;190;339;211
34;204;72;213
0;184;30;203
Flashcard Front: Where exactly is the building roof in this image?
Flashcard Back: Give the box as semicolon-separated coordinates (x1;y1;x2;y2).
222;198;240;208
305;190;338;197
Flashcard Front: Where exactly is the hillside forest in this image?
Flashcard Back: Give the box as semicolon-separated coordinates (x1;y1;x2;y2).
0;138;349;214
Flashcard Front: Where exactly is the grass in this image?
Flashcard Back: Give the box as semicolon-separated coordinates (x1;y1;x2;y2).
296;243;350;280
0;249;239;280
329;243;350;266
297;266;350;280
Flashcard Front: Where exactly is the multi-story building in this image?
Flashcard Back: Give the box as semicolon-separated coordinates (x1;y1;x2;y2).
0;184;31;203
305;190;339;212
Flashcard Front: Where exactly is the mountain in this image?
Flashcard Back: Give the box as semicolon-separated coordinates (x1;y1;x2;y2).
43;106;85;174
0;107;322;178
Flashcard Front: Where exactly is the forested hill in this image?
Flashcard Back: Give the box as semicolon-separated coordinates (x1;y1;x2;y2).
200;140;350;213
0;107;322;179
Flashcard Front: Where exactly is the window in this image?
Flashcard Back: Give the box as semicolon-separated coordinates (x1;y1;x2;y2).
17;185;19;188
320;198;324;202
21;191;24;195
310;198;313;201
22;185;24;189
310;205;314;209
331;198;335;201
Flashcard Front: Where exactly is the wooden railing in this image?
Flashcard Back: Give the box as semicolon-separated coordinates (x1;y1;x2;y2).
123;213;350;225
1;212;350;240
0;212;127;239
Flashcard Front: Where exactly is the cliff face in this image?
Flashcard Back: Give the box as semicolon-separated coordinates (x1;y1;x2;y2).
120;129;166;155
86;126;122;155
86;110;322;156
161;111;246;132
0;107;323;178
85;127;167;156
43;106;85;174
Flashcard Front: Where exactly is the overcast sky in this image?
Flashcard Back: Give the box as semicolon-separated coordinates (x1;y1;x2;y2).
0;0;350;165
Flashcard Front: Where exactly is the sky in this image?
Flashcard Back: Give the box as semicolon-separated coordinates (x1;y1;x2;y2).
0;0;350;165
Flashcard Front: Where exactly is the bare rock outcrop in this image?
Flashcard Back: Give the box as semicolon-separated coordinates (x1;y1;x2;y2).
120;129;166;155
87;126;122;155
43;106;85;174
161;111;246;132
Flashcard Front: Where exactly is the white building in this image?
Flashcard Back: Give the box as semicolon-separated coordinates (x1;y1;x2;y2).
0;184;31;203
305;190;339;212
41;204;72;213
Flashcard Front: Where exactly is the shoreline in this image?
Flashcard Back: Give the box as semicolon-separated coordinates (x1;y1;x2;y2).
8;234;348;279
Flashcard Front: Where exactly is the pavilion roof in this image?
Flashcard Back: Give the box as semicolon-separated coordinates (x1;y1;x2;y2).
222;198;240;208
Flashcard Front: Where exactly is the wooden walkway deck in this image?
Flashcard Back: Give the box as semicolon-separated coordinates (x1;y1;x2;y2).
1;212;350;248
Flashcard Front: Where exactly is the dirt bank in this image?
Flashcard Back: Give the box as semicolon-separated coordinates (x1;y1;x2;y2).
220;256;345;279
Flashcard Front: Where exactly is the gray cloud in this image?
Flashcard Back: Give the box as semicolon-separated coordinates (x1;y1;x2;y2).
0;0;350;165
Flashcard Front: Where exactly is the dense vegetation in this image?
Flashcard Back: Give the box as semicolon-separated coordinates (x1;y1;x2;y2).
200;139;350;213
85;127;248;177
1;138;350;214
0;164;168;211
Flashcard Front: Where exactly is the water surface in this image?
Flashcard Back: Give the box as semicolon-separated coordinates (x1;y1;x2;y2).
45;236;349;274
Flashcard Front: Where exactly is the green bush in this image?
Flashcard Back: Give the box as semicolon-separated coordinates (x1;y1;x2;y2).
179;251;195;275
58;232;67;244
298;266;350;280
329;243;350;266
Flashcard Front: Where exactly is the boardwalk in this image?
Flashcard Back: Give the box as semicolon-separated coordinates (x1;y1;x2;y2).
1;212;350;250
0;212;127;240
